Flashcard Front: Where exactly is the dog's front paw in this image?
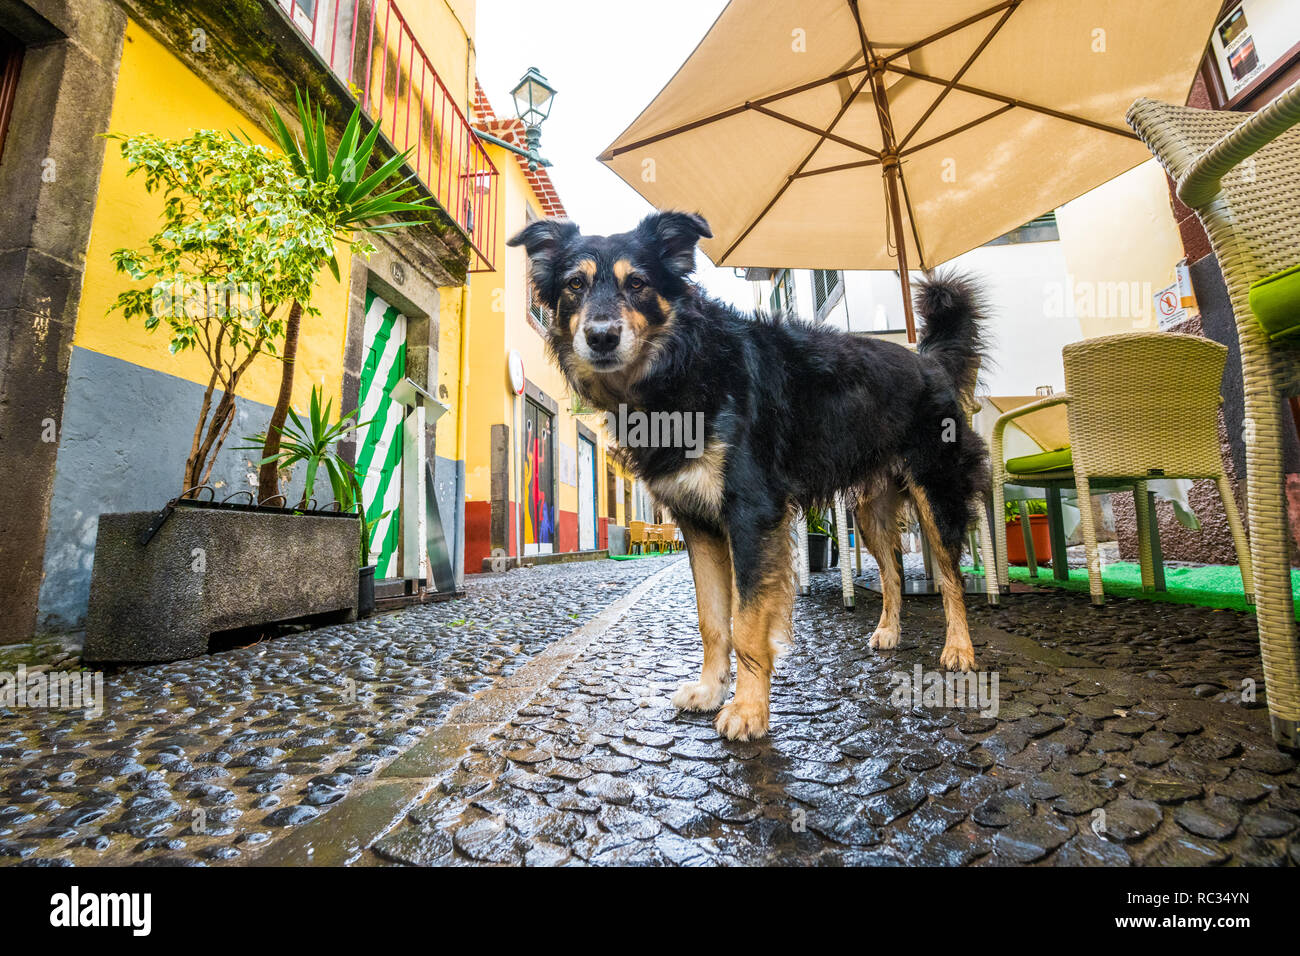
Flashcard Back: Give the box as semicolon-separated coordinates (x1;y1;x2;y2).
714;700;769;741
869;626;900;651
671;681;728;712
940;641;976;672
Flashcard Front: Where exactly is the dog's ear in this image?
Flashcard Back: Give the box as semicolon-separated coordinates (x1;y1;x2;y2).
636;211;712;277
507;218;580;307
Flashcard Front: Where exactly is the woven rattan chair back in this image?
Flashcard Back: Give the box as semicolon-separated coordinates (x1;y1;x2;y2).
1128;97;1300;290
1062;331;1228;480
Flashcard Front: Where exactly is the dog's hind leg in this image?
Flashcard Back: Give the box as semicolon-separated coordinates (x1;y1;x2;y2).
908;483;977;673
672;522;733;712
714;508;793;741
857;481;904;652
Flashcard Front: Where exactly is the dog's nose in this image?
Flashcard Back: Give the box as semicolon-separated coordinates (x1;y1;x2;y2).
585;321;621;355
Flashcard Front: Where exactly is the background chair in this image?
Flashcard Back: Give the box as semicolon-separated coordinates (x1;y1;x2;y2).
1128;83;1300;751
993;333;1251;612
993;332;1248;608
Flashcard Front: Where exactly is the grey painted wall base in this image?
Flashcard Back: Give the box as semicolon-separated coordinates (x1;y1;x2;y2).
41;348;469;631
84;506;358;663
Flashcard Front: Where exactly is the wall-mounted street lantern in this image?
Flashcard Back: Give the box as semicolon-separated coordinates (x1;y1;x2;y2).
473;67;557;171
512;68;555;128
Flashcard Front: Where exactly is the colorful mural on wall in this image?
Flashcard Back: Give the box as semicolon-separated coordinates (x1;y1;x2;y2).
523;399;555;553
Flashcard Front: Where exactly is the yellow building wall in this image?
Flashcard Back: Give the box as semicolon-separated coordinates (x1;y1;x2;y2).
1055;159;1186;339
77;21;352;411
463;141;637;545
408;0;476;114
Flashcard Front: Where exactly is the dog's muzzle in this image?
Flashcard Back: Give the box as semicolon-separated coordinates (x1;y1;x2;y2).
576;317;630;369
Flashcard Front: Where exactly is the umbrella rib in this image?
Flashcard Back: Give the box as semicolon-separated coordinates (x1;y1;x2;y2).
750;105;881;159
883;0;1020;64
894;164;926;271
718;71;874;263
901;103;1016;155
897;2;1021;153
603;65;869;159
886;64;1140;139
792;158;881;180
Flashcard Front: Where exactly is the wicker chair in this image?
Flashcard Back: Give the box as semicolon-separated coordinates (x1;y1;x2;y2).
1127;83;1300;751
991;333;1252;610
628;520;647;554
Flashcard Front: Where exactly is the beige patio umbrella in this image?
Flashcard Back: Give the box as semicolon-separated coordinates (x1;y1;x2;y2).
600;0;1224;340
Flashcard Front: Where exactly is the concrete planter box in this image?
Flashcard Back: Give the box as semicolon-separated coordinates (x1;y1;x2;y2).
84;504;359;663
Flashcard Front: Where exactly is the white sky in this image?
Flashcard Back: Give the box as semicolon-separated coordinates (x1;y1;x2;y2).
474;0;755;310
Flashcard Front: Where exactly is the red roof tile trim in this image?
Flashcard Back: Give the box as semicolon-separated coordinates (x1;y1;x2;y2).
474;80;568;219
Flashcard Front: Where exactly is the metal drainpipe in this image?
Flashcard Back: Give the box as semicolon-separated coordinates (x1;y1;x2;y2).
454;281;471;585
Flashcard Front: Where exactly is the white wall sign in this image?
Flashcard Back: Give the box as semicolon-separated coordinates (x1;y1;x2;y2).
1209;0;1300;98
507;350;525;395
558;442;577;487
1154;283;1187;329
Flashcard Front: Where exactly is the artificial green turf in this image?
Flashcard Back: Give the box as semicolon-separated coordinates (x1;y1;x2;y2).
963;560;1300;618
608;550;676;561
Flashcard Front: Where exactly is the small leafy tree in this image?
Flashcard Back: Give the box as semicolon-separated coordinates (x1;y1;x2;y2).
107;130;337;494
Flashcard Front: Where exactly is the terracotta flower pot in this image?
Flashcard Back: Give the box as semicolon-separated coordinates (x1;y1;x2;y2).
1005;514;1052;566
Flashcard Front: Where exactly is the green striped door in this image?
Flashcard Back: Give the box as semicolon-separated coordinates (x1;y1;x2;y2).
358;290;406;577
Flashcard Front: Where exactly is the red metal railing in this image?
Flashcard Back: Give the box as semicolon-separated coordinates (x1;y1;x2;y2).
279;0;499;272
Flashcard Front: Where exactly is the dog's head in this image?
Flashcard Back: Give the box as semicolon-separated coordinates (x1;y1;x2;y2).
506;211;712;382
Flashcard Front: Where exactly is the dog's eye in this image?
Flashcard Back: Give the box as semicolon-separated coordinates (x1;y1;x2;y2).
626;276;646;291
566;277;585;292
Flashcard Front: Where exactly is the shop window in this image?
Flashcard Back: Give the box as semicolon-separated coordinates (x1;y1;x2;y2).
0;29;22;163
812;269;844;320
769;268;794;316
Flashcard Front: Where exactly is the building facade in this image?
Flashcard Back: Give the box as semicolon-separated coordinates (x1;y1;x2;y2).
462;85;645;573
1;0;492;641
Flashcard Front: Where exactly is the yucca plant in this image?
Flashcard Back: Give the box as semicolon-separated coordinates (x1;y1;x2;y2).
806;507;833;536
240;385;366;511
254;87;433;505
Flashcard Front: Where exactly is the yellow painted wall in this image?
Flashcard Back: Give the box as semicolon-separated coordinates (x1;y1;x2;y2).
409;0;476;114
1055;159;1185;338
78;21;352;410
463;140;635;530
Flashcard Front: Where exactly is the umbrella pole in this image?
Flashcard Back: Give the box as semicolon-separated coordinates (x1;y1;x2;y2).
884;160;916;343
850;0;916;344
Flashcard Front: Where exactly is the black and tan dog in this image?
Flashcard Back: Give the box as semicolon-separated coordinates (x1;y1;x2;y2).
509;211;989;741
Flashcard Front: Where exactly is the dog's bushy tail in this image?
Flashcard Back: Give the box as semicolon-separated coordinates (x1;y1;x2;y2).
915;270;989;401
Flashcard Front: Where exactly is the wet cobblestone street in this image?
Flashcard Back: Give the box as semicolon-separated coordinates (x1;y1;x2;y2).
375;558;1299;867
0;557;671;866
2;553;1298;866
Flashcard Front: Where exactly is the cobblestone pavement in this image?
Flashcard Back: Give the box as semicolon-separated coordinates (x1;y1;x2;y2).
371;558;1299;867
0;556;674;866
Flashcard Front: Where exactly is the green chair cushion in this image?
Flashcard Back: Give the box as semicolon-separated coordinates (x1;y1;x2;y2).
1006;446;1072;474
1250;262;1300;341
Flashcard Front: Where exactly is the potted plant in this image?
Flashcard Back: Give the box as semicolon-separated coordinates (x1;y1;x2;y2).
334;473;391;619
242;385;388;619
1005;498;1051;566
807;508;833;572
